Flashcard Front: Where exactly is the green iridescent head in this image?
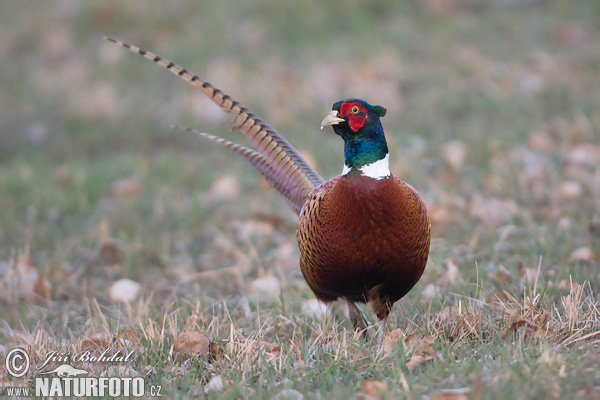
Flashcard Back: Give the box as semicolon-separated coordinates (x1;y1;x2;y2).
321;99;389;173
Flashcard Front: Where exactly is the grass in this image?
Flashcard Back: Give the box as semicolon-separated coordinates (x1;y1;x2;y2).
1;0;599;398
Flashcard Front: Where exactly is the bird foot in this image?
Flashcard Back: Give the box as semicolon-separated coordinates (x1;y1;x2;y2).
347;301;369;339
375;318;387;347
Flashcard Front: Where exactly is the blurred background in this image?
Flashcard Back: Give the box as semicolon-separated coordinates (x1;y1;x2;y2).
0;0;598;328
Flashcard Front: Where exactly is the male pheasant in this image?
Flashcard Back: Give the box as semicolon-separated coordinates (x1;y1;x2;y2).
106;38;431;342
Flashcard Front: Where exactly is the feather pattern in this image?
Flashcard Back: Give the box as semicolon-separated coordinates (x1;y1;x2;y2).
105;37;324;213
172;126;304;213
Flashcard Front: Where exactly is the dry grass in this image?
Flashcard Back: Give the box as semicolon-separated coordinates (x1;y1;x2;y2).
1;1;599;398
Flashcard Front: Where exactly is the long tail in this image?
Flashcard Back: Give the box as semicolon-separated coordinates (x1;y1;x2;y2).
105;37;324;214
172;126;304;213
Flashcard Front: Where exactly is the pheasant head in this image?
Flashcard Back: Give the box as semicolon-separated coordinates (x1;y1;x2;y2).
321;99;390;179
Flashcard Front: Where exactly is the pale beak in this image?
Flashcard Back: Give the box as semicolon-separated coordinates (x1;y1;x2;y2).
320;110;345;130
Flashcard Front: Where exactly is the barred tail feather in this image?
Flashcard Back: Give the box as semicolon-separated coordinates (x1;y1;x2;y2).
105;37;324;213
171;126;303;214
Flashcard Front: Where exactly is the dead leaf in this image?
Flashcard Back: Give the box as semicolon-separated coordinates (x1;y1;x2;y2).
518;262;540;290
117;330;141;350
428;203;453;235
53;165;73;186
234;218;277;242
248;275;281;300
487;289;510;305
528;131;554;151
567;144;600;166
569;247;596;263
265;345;281;361
430;387;471;400
79;332;114;354
111;176;141;200
555;181;582;201
494;265;513;284
382;328;405;358
404;333;421;350
207;175;241;203
34;271;51;301
406;336;438;371
436;259;461;287
7;251;50;302
421;283;437;305
101;365;139;378
351;349;371;373
205;374;224;392
469;195;519;228
360;380;388;397
96;241;122;266
442;140;468;169
109;279;141;303
174;331;211;358
209;342;221;362
551;24;589;47
301;299;328;318
272;389;304;400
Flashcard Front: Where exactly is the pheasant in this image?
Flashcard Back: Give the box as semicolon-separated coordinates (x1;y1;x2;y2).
106;38;431;343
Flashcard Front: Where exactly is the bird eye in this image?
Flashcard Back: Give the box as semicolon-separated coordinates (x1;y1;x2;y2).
351;106;360;114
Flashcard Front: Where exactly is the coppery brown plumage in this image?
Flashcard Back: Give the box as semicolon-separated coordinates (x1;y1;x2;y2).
298;173;430;322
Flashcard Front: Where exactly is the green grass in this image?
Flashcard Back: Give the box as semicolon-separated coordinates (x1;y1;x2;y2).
1;1;599;398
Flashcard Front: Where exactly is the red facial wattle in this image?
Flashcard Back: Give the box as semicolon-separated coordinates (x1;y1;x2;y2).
339;102;368;132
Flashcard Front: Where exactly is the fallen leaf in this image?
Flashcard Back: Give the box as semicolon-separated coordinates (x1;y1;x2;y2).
301;299;328;318
421;283;437;305
117;330;141;350
382;328;405;358
109;279;141;303
436;259;461;287
34;271;51;301
428;203;453;235
528;131;554;151
265;345;281;361
234;218;277;242
272;389;304;400
555;181;582;201
96;241;122;266
351;349;371;373
430;387;471;400
360;380;388;397
53;165;73;186
518;262;540;290
442;140;468;169
7;251;50;302
469;195;519;228
209;342;221;362
111;176;141;200
174;331;211;358
79;332;113;354
248;275;281;300
550;24;589;47
205;374;224;392
494;265;513;284
404;333;421;350
487;289;510;305
569;247;596;263
101;365;139;378
207;175;241;203
406;336;438;371
567;144;600;166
